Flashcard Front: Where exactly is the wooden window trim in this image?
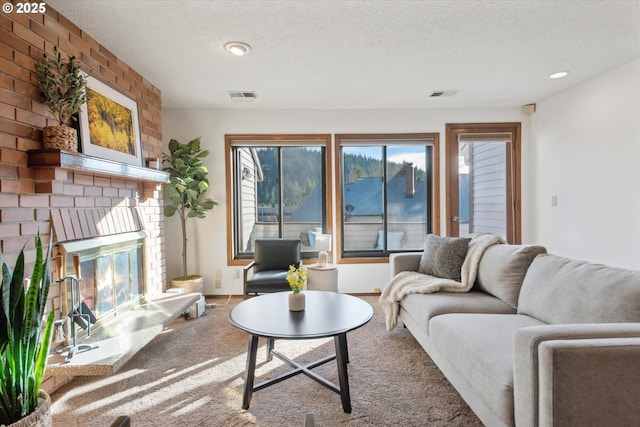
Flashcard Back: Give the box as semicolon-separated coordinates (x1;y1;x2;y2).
335;133;440;264
225;134;333;266
445;123;521;243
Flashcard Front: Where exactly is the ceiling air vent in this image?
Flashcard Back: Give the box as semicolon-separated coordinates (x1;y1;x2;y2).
430;90;459;97
228;91;257;102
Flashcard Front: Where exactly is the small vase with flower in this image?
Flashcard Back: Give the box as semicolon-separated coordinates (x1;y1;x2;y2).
286;265;307;311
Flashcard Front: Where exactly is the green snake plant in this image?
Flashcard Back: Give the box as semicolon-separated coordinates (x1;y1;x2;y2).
0;233;55;424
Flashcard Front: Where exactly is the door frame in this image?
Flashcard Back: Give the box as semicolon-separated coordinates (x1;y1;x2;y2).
445;123;521;243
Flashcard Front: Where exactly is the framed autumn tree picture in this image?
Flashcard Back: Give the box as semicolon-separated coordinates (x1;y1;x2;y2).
79;75;142;166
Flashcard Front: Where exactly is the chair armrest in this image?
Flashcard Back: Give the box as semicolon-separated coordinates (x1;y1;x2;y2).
243;260;256;276
389;253;421;277
243;261;256;296
514;323;640;427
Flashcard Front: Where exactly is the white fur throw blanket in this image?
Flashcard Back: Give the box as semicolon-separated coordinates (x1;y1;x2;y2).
379;233;505;331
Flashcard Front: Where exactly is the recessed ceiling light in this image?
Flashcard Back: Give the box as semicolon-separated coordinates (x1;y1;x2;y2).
549;71;569;79
224;41;251;56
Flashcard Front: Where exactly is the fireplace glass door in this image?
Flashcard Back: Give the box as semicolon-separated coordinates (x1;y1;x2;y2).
89;248;142;316
60;231;146;321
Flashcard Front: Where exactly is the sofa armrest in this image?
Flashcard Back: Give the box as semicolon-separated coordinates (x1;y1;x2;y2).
514;323;640;427
389;252;421;277
538;337;640;426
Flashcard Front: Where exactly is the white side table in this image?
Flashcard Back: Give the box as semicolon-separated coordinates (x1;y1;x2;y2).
306;264;339;292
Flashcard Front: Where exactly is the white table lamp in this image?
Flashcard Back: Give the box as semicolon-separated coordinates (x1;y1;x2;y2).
315;234;332;267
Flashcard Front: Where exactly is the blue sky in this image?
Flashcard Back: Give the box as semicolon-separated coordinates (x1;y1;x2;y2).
344;146;427;172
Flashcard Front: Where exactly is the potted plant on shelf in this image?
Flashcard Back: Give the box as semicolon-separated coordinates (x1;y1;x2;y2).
163;137;218;293
35;46;88;152
1;233;56;426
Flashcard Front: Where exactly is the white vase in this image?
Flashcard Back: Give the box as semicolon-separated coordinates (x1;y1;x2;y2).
288;292;305;311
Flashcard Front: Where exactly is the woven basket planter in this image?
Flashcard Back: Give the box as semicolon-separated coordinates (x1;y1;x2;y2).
7;390;52;427
171;276;204;294
42;125;78;152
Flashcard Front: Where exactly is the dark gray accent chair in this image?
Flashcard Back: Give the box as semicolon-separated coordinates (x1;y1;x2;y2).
243;238;302;298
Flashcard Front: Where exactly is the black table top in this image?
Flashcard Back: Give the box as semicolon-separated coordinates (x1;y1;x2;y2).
228;291;373;339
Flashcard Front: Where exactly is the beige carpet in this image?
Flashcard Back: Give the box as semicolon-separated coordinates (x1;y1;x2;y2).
50;296;483;426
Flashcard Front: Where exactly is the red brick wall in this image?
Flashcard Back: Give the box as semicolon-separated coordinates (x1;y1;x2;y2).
0;2;166;392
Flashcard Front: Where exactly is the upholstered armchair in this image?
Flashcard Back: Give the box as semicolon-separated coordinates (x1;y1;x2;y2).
243;238;302;298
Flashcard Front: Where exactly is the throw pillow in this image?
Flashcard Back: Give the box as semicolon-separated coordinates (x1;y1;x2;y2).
418;234;472;281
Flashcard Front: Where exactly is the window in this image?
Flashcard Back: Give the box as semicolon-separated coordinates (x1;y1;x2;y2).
445;123;521;243
226;135;332;262
336;134;440;261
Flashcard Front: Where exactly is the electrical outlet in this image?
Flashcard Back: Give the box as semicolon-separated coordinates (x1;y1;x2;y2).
215;269;222;288
233;269;241;280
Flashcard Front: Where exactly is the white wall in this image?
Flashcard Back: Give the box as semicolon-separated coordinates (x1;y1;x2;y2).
530;58;640;269
163;107;528;294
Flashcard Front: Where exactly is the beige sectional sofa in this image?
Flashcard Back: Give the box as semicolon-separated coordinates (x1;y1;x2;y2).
388;243;640;427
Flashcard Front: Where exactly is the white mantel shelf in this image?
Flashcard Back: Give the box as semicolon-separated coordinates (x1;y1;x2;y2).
28;149;169;183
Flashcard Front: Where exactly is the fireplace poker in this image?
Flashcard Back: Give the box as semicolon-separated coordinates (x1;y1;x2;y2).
55;253;98;362
54;255;69;344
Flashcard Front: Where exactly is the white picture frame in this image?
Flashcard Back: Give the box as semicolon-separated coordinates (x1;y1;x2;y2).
79;75;142;166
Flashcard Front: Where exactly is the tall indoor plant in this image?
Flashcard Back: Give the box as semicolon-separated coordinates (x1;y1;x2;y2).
163;137;218;291
0;233;56;426
35;46;88;152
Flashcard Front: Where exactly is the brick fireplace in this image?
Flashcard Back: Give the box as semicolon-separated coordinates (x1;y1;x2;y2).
1;4;167;392
52;207;148;320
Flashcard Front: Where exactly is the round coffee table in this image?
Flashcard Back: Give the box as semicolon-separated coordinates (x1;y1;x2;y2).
228;291;373;413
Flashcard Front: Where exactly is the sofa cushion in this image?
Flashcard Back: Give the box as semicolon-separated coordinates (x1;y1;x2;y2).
518;254;640;324
400;291;515;336
476;244;547;309
418;234;471;281
429;313;546;426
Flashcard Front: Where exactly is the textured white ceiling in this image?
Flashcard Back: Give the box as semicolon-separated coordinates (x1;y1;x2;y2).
47;0;640;110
